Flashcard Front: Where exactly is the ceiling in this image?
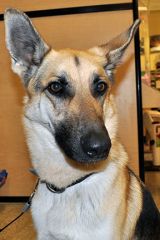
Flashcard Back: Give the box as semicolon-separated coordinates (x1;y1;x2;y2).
139;0;160;11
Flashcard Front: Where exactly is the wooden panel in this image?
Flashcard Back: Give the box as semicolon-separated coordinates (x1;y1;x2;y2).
0;22;36;196
0;0;132;14
0;9;138;196
32;10;133;49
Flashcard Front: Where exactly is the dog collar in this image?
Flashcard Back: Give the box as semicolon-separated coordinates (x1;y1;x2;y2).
30;168;95;194
44;172;95;194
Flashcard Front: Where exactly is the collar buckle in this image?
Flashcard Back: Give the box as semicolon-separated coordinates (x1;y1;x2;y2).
46;183;65;193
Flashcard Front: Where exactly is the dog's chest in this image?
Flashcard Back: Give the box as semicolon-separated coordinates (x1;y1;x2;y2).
32;183;119;240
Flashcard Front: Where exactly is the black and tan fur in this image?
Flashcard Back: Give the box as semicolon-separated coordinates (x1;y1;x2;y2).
4;8;160;240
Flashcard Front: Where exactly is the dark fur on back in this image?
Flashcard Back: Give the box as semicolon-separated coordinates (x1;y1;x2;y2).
135;185;160;239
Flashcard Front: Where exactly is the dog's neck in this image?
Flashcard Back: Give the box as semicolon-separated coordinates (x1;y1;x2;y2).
30;168;95;193
43;172;95;193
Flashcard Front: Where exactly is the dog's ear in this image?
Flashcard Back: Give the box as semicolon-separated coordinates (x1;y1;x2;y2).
4;8;50;86
89;19;140;82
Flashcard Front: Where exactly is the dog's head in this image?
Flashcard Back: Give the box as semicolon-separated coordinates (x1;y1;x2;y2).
4;9;140;168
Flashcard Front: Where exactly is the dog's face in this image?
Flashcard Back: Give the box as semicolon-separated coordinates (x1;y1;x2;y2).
5;9;140;168
27;49;112;164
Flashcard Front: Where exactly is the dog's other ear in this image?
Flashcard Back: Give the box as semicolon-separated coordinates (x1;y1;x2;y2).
89;19;140;82
4;8;50;86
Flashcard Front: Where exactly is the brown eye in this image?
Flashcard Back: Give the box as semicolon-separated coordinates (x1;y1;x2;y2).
96;81;108;94
48;81;63;95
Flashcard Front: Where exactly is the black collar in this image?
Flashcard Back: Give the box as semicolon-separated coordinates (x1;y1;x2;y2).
43;172;94;194
29;168;95;194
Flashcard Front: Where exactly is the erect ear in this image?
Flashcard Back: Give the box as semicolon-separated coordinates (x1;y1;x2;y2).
89;19;140;82
4;8;50;86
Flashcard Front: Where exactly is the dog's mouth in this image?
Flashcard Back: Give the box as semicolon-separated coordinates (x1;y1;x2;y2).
54;121;111;164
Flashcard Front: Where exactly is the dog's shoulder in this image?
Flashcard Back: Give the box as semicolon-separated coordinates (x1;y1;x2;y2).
129;169;160;239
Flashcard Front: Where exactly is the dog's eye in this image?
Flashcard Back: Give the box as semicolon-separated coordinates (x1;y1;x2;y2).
47;81;63;95
95;81;108;95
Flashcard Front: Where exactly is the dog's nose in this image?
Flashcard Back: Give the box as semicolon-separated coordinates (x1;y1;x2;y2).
80;130;111;161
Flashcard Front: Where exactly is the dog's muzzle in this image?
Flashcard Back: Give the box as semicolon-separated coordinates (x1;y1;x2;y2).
55;120;111;164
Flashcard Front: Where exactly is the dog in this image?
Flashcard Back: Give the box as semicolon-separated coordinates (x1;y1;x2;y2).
4;8;160;240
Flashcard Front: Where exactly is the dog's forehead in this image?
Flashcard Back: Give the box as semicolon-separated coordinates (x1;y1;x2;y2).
36;49;106;86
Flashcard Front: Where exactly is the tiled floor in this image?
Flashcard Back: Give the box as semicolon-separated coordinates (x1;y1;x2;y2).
0;172;160;239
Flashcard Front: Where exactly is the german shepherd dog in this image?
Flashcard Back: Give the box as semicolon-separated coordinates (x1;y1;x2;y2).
4;9;160;240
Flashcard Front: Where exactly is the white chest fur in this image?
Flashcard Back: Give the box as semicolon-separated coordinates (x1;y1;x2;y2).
31;170;122;240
